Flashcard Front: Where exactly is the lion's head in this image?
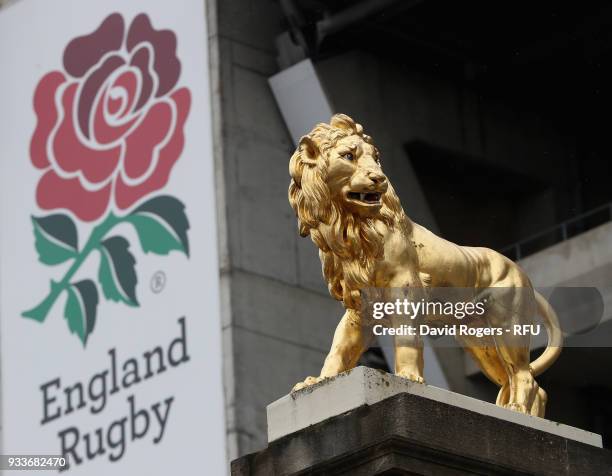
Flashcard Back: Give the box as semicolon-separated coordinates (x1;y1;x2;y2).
288;114;405;308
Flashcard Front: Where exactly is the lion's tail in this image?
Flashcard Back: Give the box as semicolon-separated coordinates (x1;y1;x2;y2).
529;291;563;377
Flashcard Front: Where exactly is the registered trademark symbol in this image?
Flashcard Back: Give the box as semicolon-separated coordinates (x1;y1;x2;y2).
150;271;166;294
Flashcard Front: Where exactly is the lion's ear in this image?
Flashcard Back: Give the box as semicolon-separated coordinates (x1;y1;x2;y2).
299;135;319;165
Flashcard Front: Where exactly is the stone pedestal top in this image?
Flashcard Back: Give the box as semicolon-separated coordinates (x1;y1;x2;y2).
233;367;610;475
267;366;602;447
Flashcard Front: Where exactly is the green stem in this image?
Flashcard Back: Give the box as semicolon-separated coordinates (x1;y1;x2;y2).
22;213;121;322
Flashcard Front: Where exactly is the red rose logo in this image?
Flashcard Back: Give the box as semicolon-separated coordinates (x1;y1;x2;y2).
24;13;192;346
31;13;191;221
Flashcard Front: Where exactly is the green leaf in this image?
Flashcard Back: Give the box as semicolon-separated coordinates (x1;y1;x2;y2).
98;236;138;306
125;215;185;256
32;214;79;265
64;280;98;346
127;195;190;256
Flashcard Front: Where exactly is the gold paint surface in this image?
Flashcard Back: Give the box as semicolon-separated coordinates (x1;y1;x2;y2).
288;114;563;417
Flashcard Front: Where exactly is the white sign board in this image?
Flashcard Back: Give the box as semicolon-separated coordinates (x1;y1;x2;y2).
0;0;226;474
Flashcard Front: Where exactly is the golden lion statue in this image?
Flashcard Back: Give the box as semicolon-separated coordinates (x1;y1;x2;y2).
288;114;562;417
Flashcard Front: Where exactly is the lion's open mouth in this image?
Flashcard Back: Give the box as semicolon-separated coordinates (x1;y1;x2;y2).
347;191;382;204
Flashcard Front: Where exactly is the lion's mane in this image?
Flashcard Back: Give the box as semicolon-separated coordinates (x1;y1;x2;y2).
288;114;405;309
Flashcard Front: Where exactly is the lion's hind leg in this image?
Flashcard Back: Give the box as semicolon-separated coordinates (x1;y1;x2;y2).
486;282;540;414
497;373;547;416
459;334;509;395
530;386;548;417
496;383;509;406
459;323;545;416
493;342;539;414
496;377;546;417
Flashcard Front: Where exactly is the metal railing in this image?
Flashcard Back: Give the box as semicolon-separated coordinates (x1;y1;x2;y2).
501;202;612;261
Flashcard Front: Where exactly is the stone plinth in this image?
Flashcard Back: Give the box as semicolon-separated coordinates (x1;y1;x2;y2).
231;367;611;475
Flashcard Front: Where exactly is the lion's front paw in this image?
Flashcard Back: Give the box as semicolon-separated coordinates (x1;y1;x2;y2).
396;371;426;384
292;376;325;392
